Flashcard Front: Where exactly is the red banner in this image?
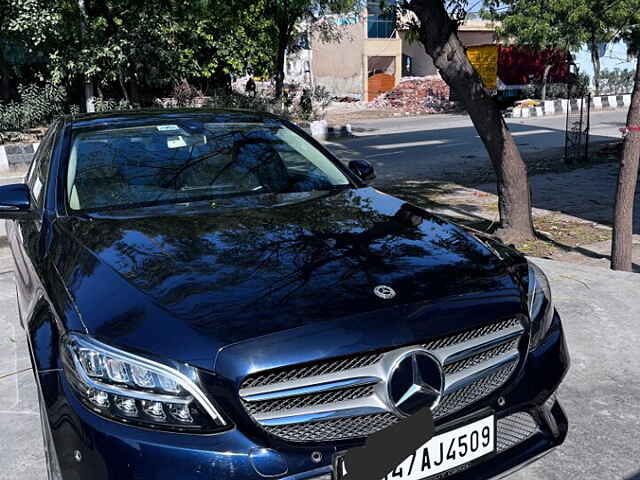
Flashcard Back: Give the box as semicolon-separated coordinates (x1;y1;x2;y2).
498;46;573;86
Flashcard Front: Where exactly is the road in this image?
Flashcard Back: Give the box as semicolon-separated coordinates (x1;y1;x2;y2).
1;258;639;479
325;110;627;185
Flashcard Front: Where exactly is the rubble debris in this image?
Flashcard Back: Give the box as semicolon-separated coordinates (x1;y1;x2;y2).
368;76;458;114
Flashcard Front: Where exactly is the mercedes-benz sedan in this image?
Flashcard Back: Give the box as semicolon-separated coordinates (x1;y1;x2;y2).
3;110;568;479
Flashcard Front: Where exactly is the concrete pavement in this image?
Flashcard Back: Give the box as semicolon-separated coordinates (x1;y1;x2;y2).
510;259;640;480
0;272;45;480
0;257;639;479
325;110;628;185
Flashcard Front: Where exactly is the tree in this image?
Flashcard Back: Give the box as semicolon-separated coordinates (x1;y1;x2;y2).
482;0;582;100
184;0;276;89
572;0;640;95
611;28;640;271
401;0;535;243
0;0;60;101
263;0;359;98
47;0;275;104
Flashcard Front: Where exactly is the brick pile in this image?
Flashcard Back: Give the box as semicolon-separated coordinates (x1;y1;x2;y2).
369;76;457;114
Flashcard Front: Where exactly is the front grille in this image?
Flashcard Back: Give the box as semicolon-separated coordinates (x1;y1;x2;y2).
239;318;525;443
496;412;539;452
265;413;400;442
434;362;519;418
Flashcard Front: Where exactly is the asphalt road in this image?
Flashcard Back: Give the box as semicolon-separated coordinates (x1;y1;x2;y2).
325;110;628;185
1;258;639;479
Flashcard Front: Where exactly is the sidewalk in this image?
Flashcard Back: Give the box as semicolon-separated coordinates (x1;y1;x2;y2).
385;161;640;272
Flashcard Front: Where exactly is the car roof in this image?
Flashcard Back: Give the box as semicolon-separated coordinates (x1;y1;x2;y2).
63;108;279;130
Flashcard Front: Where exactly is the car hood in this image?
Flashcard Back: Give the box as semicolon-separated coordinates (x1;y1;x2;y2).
53;187;525;370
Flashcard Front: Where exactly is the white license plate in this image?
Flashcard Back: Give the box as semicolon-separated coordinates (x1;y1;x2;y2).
383;415;496;480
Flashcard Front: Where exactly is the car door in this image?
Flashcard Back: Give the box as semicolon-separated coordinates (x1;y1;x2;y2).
10;125;57;321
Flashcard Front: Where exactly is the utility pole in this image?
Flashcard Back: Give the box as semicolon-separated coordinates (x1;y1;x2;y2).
77;0;95;112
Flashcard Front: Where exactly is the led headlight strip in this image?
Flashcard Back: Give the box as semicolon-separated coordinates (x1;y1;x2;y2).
61;333;227;433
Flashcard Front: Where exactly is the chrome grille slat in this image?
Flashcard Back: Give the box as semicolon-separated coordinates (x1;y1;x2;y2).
241;352;383;389
444;339;519;375
443;352;520;393
255;395;390;425
245;384;376;415
434;361;519;419
429;323;524;366
239;318;526;442
241;377;379;402
424;319;522;350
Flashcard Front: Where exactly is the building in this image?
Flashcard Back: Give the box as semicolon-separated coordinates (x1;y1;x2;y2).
289;6;499;101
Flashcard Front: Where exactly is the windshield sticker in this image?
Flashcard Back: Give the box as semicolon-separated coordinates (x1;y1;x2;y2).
167;136;187;149
157;125;181;132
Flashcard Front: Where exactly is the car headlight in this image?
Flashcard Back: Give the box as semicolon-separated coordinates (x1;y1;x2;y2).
61;333;228;433
527;261;555;350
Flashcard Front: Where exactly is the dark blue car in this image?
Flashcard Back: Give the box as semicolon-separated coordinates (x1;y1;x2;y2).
3;110;568;480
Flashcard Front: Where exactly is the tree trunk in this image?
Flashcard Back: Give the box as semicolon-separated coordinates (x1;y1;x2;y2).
409;0;535;243
611;56;640;271
119;72;130;104
274;29;288;99
590;40;601;95
129;76;140;105
541;64;552;101
0;53;12;102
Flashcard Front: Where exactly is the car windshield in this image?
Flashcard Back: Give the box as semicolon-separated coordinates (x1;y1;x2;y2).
67;117;351;211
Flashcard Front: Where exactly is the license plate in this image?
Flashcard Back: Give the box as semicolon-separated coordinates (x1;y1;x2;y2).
383;415;496;480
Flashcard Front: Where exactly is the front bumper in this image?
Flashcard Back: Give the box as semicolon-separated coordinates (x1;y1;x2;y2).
39;313;569;480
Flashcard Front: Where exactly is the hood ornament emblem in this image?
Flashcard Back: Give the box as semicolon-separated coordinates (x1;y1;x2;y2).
374;285;396;300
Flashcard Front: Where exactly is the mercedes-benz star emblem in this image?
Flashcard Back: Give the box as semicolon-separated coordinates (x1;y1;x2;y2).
373;285;396;300
388;350;444;417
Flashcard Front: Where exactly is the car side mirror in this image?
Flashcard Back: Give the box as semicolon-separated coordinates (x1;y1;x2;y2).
348;160;376;182
0;184;34;219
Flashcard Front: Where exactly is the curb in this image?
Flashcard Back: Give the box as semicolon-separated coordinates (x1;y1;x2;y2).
309;120;354;141
508;94;632;118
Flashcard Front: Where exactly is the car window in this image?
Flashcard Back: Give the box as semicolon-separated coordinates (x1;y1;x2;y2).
67;119;351;212
27;127;56;209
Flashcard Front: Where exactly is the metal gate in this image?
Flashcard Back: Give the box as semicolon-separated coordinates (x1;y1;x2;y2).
564;91;591;164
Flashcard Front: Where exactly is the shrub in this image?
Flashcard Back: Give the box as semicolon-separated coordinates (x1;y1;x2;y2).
0;83;67;133
312;85;332;111
298;88;314;120
201;91;291;119
599;69;635;95
172;81;204;108
94;98;134;112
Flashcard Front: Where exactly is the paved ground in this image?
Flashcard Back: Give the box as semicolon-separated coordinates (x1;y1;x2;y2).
0;258;639;479
389;162;640;271
510;259;640;480
0;272;45;480
325;109;638;270
326;110;627;185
